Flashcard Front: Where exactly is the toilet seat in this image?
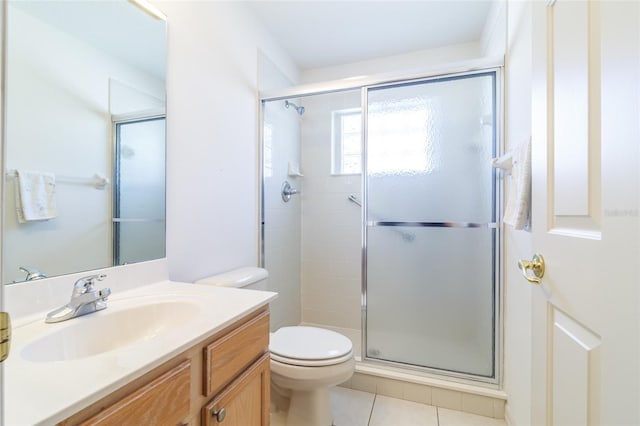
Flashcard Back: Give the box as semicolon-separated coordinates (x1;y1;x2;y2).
270;326;353;367
271;351;353;367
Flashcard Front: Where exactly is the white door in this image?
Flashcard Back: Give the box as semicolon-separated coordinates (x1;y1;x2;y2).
530;1;639;425
0;1;5;423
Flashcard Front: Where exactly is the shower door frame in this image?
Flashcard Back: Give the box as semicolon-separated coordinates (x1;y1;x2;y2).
361;68;503;386
259;63;504;388
111;112;166;266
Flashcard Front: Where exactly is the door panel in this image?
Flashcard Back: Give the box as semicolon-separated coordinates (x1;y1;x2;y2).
531;1;639;424
551;0;594;218
551;308;601;426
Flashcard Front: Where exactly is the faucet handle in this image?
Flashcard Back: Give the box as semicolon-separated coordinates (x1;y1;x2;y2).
72;274;107;295
19;266;47;281
99;287;112;299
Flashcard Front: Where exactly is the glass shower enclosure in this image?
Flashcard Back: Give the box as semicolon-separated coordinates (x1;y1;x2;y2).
364;71;498;379
260;68;500;383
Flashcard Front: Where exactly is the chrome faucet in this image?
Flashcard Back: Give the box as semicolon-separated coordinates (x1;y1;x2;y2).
19;266;47;281
45;274;111;323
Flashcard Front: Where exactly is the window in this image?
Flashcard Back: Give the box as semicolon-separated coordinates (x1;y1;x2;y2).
367;98;436;175
331;100;436;176
332;108;362;175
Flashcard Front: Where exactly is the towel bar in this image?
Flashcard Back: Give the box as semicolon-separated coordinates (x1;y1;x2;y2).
6;170;109;189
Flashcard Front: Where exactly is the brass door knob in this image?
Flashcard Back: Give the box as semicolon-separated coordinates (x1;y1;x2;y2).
0;312;11;362
518;254;545;284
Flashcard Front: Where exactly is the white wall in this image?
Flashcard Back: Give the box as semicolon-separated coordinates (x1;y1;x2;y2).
4;5;163;284
301;42;482;84
155;1;299;283
481;0;507;58
503;1;533;425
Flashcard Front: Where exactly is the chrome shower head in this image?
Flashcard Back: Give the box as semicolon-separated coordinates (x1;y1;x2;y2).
285;100;305;116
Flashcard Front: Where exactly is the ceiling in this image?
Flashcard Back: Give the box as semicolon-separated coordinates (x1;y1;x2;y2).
246;1;494;70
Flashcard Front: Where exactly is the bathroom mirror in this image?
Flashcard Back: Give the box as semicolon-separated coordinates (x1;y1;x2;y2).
3;0;167;284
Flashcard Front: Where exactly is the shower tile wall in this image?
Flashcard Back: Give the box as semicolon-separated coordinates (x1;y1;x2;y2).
300;90;362;332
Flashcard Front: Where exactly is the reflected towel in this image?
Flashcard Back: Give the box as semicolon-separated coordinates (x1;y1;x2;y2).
15;170;57;223
503;139;531;230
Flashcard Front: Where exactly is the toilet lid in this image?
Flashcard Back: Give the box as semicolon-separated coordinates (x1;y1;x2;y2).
270;326;353;363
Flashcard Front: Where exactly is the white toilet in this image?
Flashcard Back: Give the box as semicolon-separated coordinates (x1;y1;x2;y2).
195;267;355;426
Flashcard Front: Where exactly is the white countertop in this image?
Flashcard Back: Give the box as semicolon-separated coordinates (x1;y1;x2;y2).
4;281;277;426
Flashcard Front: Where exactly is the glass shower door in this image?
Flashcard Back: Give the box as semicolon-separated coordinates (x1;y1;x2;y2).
113;117;166;265
364;71;498;379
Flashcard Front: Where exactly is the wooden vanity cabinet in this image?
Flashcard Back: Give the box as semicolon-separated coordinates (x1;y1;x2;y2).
60;307;270;426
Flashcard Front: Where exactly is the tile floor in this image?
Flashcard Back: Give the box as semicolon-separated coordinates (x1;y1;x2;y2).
272;387;507;426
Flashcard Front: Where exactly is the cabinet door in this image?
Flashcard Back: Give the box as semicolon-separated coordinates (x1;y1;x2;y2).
203;353;270;426
80;361;191;426
204;310;269;397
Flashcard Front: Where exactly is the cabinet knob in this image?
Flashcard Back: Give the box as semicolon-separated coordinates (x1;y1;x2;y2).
212;407;226;423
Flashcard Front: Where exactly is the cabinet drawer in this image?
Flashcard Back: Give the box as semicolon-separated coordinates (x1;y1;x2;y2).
80;360;191;426
202;353;270;426
204;311;269;397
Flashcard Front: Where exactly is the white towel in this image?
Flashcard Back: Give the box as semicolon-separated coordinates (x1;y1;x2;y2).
503;138;531;230
15;170;57;223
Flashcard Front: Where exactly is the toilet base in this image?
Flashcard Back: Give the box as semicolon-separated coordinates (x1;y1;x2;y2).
271;380;291;412
271;358;355;426
285;387;332;426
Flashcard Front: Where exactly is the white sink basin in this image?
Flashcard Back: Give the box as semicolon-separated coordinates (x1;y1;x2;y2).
21;299;201;362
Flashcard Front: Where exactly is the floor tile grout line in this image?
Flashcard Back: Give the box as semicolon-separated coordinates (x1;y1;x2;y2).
367;393;377;426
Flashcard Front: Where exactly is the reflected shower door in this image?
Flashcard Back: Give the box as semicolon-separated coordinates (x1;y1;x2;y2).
364;71;498;379
113;117;166;265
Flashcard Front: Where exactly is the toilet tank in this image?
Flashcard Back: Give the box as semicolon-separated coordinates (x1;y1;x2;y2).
195;267;269;291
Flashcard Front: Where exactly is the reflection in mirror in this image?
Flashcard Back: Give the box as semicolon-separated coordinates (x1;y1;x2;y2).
3;1;166;284
113;115;166;265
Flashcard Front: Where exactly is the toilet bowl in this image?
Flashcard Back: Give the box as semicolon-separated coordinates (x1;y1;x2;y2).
270;326;355;426
195;267;355;426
